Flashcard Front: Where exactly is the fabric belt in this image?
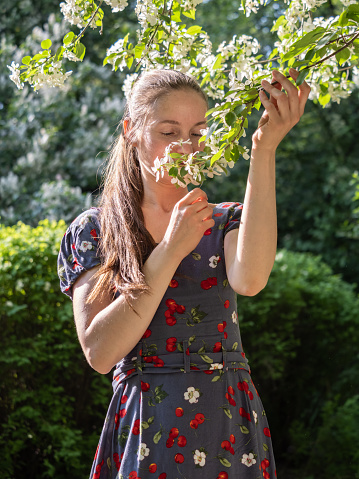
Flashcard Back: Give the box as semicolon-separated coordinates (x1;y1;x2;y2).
112;339;250;391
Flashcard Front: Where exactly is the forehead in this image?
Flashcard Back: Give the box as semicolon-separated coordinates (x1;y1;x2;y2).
149;88;207;125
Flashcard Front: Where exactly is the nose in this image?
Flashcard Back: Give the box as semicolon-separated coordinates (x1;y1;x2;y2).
173;138;193;155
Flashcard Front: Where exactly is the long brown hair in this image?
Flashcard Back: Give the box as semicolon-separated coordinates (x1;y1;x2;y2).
88;70;207;310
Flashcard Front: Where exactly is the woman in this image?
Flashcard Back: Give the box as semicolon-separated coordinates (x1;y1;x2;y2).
58;68;310;479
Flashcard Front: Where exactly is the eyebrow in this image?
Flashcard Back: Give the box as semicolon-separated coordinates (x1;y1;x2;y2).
158;120;207;127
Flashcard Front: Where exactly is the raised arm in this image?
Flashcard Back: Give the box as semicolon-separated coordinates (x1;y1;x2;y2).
72;188;214;374
224;69;311;296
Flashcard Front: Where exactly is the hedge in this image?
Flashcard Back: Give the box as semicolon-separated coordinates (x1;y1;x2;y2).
1;221;358;478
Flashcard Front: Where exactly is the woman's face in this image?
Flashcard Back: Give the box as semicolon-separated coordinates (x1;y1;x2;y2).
135;88;208;184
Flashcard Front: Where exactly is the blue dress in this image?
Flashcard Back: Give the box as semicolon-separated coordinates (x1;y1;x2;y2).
58;202;276;479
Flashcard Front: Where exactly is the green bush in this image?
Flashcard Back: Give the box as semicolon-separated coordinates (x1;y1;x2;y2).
238;250;359;478
0;221;110;479
1;222;358;478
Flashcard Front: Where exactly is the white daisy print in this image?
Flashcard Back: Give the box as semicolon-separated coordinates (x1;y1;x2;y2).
209;255;221;268
79;240;94;252
241;452;256;467
139;443;150;461
193;449;206;467
184;386;200;404
209;363;223;370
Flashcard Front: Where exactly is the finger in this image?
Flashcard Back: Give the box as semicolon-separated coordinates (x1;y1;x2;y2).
269;77;282;108
259;88;280;122
197;205;213;222
272;70;300;117
182;188;207;205
289;68;311;115
260;81;287;120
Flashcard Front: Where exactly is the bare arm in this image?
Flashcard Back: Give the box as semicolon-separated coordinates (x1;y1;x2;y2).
224;69;310;296
224;150;277;296
72;188;215;374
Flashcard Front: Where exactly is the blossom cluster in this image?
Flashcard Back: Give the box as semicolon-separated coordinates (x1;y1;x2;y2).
8;0;359;184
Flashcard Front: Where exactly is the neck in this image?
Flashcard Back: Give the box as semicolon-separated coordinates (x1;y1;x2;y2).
141;170;188;214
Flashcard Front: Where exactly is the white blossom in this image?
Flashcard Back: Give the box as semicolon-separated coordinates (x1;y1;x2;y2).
209;255;220;268
209;363;224;370
232;311;238;324
104;0;128;12
79;240;94;252
7;62;24;90
60;0;87;28
63;49;82;62
193;449;206;466
184;386;200;403
138;443;150;461
122;73;139;99
241;452;257;467
31;61;72;90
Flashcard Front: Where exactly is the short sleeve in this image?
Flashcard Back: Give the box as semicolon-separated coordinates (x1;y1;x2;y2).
218;202;243;237
57;208;101;300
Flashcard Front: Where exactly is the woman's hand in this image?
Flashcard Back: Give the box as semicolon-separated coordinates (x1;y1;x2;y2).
252;68;311;153
162;188;215;260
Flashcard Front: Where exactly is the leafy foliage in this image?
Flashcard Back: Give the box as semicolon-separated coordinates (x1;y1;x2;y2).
8;0;359;185
1;220;358;478
238;249;359;477
0;220;110;479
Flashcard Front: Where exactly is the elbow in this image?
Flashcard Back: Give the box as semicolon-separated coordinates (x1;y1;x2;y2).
83;344;116;375
232;277;268;297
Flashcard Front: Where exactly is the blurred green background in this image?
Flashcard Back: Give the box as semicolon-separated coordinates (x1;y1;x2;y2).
1;0;359;477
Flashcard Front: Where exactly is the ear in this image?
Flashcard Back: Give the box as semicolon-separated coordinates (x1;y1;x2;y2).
123;119;138;147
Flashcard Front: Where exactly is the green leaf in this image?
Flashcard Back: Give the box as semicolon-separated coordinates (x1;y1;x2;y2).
54;46;64;62
336;48;350;65
240;425;249;434
186;25;202;35
153;430;162;444
318;92;331;107
75;43;86;60
234;104;246;116
271;15;285;32
219;457;231;467
160;14;171;23
171;8;181;22
296;69;310;86
348;4;359;14
134;43;145;59
41;39;52;50
126;55;134;69
210;150;223;166
263;443;269;451
22;56;31;65
212;375;221;382
200;354;213;364
63;32;75;46
338;10;348;27
231;144;240;162
225;111;237;127
212;54;223;71
223;408;232;419
183;9;196;20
